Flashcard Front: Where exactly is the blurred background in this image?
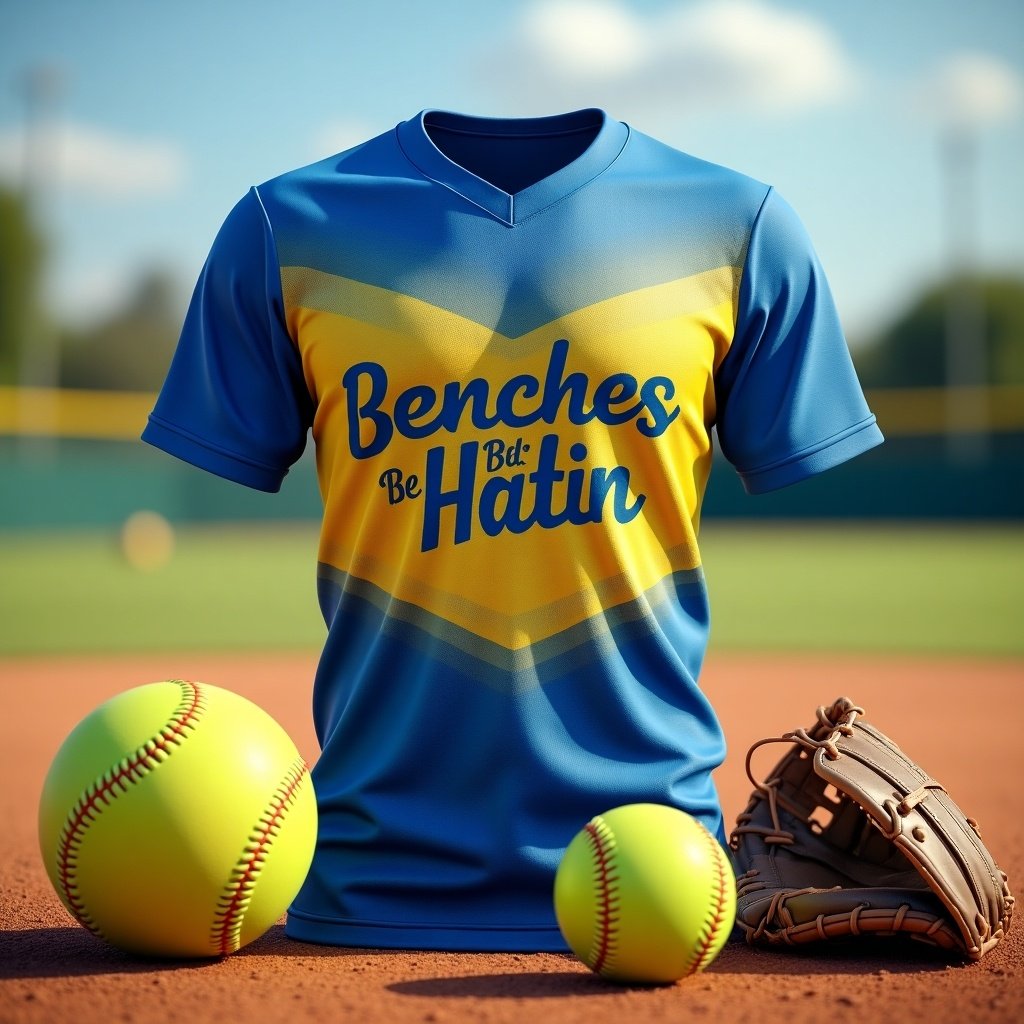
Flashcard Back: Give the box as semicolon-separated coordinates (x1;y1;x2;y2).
1;0;1021;659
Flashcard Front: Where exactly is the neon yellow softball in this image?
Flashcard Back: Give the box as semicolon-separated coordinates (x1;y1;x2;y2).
554;803;736;984
38;680;317;958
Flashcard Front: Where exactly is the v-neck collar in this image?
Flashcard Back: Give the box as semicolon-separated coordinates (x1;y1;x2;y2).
396;107;628;226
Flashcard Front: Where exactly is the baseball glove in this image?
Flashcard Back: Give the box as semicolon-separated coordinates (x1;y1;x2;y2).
728;697;1013;960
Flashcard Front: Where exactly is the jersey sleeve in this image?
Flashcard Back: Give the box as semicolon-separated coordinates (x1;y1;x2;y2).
715;187;883;494
141;187;313;492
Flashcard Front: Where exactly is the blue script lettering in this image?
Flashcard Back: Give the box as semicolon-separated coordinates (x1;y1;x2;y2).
342;340;681;459
343;359;391;458
419;434;645;552
378;467;421;504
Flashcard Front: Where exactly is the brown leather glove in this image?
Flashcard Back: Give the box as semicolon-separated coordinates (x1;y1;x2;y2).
728;697;1013;960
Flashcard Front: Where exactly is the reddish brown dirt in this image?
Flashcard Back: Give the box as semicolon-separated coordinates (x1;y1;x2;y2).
2;651;1022;1024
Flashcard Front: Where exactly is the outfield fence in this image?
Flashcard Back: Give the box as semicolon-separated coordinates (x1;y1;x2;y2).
1;385;1022;527
4;385;1024;443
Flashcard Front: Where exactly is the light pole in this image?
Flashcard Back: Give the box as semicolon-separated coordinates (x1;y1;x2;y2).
941;122;989;464
16;63;64;460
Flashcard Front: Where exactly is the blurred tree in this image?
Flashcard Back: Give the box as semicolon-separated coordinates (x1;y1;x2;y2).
0;186;46;386
854;274;1024;388
58;269;182;390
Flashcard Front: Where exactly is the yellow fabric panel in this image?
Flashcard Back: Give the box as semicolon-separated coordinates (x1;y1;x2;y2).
284;269;739;648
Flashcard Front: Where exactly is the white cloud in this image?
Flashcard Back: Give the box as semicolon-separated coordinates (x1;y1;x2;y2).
478;0;860;116
914;51;1023;130
522;0;648;78
0;120;186;198
311;118;380;159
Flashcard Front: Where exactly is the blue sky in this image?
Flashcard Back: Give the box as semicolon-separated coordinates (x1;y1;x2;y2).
2;0;1022;345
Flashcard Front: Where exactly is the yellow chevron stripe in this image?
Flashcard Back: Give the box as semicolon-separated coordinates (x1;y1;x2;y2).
319;562;703;680
288;273;739;643
281;265;742;350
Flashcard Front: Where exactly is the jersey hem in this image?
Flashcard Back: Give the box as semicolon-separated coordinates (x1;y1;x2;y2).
141;415;287;493
284;910;570;952
738;416;884;495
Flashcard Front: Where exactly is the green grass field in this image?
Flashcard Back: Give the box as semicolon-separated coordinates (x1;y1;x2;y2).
1;522;1021;658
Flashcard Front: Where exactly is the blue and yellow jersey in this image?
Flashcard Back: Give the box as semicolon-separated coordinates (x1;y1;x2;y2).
143;108;882;951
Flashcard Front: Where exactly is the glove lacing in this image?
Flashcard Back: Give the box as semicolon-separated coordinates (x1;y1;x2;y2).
731;699;863;850
729;701;866;941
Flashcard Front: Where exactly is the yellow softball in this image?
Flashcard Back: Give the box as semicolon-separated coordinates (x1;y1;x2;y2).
554;803;736;984
38;680;317;958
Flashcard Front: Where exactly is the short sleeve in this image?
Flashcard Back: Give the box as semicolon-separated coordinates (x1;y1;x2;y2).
141;187;313;492
715;188;883;494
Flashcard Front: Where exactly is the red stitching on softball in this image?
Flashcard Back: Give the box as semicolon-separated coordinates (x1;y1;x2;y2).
688;826;732;976
584;819;619;974
55;681;206;936
210;757;310;956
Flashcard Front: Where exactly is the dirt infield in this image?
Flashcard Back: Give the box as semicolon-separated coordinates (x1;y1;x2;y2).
2;651;1022;1023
